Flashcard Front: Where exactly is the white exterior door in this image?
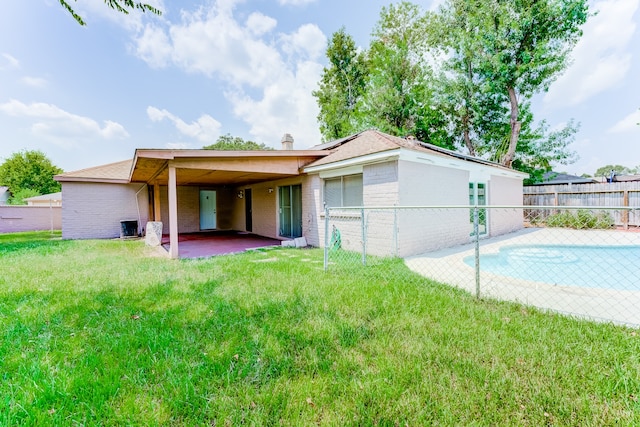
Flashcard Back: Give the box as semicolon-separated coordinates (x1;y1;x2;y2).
199;190;217;230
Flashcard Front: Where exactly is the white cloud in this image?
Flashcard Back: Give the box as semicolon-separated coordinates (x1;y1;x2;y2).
147;106;221;143
0;99;129;146
544;0;639;107
245;12;277;36
134;25;172;68
133;1;326;146
21;76;48;87
608;109;640;133
0;53;19;69
226;59;323;146
280;23;326;60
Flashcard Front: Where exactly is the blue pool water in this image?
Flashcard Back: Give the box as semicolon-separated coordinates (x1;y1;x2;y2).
464;245;640;290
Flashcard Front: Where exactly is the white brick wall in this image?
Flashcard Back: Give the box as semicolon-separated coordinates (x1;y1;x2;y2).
396;161;470;256
488;175;524;236
289;160;525;257
61;182;149;239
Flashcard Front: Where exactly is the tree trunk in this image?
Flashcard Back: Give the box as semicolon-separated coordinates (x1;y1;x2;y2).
463;114;475;156
502;86;521;168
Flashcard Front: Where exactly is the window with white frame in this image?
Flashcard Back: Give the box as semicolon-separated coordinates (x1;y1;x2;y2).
469;182;487;236
324;174;363;207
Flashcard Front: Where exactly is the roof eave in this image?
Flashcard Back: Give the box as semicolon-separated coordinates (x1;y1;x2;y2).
55;176;131;184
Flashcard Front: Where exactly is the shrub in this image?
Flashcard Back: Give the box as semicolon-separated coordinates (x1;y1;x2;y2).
544;210;614;230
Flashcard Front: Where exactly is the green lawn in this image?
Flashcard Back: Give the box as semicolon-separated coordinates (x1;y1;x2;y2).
1;231;639;426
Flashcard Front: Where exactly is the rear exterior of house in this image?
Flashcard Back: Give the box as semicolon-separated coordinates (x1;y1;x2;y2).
55;130;526;257
303;131;526;257
56;161;150;239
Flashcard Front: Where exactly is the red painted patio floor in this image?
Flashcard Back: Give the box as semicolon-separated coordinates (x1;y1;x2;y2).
161;231;283;258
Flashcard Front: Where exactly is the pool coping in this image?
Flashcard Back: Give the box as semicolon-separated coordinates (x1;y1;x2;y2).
405;227;640;327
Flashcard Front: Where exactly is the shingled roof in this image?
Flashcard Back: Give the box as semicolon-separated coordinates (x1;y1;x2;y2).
55;160;133;183
307;129;514;172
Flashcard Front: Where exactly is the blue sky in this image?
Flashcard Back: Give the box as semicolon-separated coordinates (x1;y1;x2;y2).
0;0;638;178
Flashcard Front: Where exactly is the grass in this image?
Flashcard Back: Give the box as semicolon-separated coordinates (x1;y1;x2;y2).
1;231;639;426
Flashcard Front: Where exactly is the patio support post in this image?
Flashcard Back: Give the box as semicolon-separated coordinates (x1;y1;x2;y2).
154;182;162;222
168;163;179;259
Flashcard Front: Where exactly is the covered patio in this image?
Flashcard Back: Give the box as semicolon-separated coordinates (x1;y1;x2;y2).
129;145;327;258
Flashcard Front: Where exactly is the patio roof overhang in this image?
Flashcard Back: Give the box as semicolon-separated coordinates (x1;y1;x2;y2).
129;149;328;186
129;148;329;259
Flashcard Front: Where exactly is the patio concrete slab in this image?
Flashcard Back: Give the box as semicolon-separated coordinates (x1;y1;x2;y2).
161;231;282;258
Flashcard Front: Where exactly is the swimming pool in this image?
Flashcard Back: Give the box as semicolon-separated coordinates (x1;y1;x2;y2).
464;245;640;290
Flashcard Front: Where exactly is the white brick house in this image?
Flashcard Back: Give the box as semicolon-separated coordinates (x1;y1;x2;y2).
55;130;527;258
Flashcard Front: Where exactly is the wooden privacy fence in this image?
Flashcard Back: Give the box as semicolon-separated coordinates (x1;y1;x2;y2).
523;181;640;228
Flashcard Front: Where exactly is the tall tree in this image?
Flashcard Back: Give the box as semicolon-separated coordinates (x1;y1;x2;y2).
59;0;161;26
313;28;369;141
0;150;63;203
203;134;273;151
361;2;452;147
440;0;589;167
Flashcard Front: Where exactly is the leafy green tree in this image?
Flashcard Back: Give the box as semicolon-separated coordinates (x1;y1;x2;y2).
0;150;63;204
203;134;273;151
314;1;587;177
59;0;161;26
439;0;589;168
361;2;449;145
8;188;41;206
313;28;369;141
594;165;631;178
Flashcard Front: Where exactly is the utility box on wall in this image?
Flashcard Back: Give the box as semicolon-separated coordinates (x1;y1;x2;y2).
120;220;138;238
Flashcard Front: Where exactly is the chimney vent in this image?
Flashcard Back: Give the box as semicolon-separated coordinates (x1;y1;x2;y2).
281;133;294;150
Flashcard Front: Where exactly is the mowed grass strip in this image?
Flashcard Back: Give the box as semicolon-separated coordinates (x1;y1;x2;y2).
0;231;638;426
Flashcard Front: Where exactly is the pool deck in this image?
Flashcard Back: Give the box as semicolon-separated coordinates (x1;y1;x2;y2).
405;227;640;328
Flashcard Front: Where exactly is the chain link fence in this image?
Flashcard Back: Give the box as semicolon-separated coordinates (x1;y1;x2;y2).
324;206;640;327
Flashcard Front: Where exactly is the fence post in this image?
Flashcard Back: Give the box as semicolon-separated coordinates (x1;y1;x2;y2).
623;190;629;230
473;206;481;298
324;206;329;271
361;208;366;266
393;206;398;257
49;199;54;234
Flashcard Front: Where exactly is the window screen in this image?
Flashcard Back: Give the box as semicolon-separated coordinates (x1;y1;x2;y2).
324;177;343;208
343;174;363;206
324;174;363;207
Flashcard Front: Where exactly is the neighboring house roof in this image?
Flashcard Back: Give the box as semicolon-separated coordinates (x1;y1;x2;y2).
611;174;640;182
530;172;597;185
24;192;62;203
55;160;133;184
305;130;525;177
